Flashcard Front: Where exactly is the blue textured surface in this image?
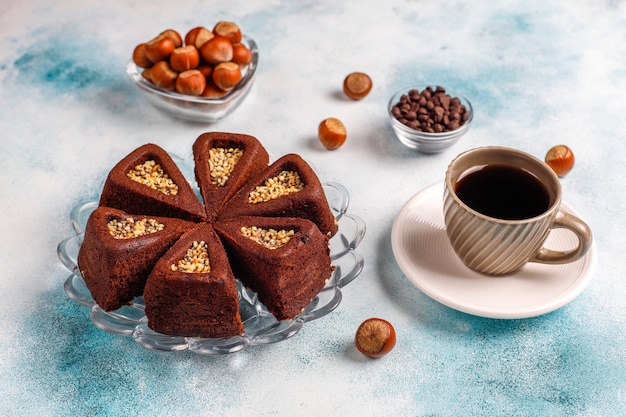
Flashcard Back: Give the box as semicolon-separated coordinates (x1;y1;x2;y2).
1;1;625;416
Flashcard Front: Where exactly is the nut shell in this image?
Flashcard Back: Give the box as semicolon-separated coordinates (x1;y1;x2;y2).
170;45;200;72
185;26;214;49
545;145;575;177
213;21;242;44
132;43;152;68
231;43;252;67
145;36;176;64
212;62;242;91
175;70;206;96
200;36;234;65
150;61;178;90
343;72;372;100
318;118;347;150
355;318;396;358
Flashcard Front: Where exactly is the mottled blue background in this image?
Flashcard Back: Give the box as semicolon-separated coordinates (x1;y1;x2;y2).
1;1;625;416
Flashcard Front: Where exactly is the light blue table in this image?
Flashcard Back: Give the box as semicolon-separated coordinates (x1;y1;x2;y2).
1;1;624;416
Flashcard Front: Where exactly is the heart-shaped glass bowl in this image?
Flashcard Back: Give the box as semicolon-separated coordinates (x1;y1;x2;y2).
126;36;258;123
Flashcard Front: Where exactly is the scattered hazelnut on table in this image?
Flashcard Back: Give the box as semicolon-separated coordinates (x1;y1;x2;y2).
343;72;372;100
355;318;396;358
545;145;575;177
318;118;347;150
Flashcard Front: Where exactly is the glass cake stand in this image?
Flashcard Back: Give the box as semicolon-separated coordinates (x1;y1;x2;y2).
57;154;365;355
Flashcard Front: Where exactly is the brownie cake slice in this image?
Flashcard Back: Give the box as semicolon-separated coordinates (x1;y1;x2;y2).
143;223;243;338
77;207;195;311
214;216;333;320
192;132;269;220
100;143;206;222
218;154;338;237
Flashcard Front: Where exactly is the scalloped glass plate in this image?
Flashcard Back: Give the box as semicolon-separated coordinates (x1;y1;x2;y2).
58;154;365;355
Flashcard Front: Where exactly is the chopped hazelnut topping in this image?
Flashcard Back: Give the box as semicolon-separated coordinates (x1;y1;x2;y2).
248;170;304;204
127;159;179;195
209;147;243;187
171;240;211;273
107;217;165;239
240;226;295;249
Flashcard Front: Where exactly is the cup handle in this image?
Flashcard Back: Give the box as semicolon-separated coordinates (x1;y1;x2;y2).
531;210;593;264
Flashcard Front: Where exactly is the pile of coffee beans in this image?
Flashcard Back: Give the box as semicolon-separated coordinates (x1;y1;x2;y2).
391;86;470;133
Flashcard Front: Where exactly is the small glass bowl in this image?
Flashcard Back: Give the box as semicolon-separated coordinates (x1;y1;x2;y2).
126;36;258;123
388;86;473;153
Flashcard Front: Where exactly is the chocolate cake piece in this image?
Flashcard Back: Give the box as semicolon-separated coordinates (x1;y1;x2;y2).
192;132;269;220
77;207;195;311
218;154;338;237
99;143;206;222
143;223;243;338
214;216;332;320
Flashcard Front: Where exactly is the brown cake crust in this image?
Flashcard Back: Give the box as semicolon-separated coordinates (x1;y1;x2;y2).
143;223;243;338
218;153;338;237
81;136;340;338
99;143;206;222
192;132;269;220
214;216;332;320
77;207;195;311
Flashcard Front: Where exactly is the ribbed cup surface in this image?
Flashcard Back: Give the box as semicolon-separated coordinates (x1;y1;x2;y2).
443;188;553;275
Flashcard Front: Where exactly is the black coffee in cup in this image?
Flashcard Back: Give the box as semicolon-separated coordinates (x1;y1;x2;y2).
455;164;551;220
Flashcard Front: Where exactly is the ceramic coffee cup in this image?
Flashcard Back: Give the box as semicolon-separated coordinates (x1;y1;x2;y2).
443;146;592;275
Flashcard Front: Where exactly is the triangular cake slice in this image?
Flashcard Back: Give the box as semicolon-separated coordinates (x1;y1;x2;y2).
192;132;269;220
143;223;243;338
77;207;195;311
214;216;333;321
99;143;206;222
218;154;338;237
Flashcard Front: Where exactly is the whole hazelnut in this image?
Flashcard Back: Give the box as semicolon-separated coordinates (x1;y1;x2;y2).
184;26;214;49
355;318;396;358
170;45;200;72
213;21;242;44
149;61;178;90
200;36;234;64
318;118;347;150
343;72;372;100
132;43;153;68
158;29;183;48
175;69;206;96
231;43;252;67
545;145;575;177
145;35;176;64
201;80;228;98
212;61;242;91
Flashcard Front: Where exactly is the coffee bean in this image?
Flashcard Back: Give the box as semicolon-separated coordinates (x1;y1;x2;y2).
391;86;468;133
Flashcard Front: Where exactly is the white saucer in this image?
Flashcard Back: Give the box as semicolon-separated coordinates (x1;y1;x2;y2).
391;182;597;319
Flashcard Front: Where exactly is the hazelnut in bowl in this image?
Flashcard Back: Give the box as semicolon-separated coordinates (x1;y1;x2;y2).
127;32;258;123
388;85;473;153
